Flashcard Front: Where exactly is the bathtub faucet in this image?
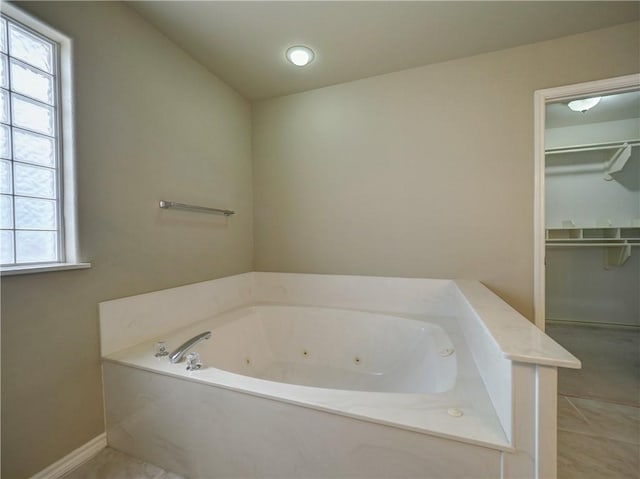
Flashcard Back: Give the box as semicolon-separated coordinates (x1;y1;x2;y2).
169;331;212;364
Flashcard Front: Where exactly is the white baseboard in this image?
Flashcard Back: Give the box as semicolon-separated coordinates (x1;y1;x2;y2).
31;433;107;479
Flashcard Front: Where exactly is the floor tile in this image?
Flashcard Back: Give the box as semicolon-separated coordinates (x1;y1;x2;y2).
557;395;591;435
557;430;640;479
570;396;640;445
547;322;640;406
61;448;185;479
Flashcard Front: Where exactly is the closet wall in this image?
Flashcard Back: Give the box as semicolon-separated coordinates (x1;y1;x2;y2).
545;114;640;326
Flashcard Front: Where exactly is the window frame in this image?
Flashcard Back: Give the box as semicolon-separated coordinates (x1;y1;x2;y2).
1;3;89;275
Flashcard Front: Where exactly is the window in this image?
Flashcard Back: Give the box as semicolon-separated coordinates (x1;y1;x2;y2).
0;5;87;274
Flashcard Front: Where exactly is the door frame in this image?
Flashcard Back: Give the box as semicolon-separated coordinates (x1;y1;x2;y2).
533;73;640;331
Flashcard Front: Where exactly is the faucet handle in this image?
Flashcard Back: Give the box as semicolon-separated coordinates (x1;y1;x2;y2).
186;351;202;371
154;341;169;357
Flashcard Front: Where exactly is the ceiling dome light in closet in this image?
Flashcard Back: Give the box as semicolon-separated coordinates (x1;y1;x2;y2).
568;97;601;113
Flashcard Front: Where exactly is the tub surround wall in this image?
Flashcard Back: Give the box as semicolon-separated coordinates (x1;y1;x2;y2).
453;280;578;368
102;272;582;361
454;284;514;443
100;272;457;357
252;272;456;316
103;362;503;479
100;272;579;478
452;281;572;477
99;273;254;356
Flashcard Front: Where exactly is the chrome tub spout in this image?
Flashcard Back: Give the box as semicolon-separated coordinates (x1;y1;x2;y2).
169;331;212;364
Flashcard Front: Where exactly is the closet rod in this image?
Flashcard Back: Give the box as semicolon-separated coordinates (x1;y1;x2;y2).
159;200;235;216
546;140;640;155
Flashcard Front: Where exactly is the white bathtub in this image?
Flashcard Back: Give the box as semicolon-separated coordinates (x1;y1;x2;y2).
100;272;579;478
189;305;456;394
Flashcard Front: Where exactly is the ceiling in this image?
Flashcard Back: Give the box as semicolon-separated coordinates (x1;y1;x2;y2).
128;1;640;101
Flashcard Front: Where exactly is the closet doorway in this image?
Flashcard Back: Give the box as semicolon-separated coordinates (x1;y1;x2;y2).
533;74;640;477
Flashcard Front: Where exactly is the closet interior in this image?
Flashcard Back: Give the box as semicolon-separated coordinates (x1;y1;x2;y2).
544;90;639;407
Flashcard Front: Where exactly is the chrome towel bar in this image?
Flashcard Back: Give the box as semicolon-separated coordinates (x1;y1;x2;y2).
159;200;235;216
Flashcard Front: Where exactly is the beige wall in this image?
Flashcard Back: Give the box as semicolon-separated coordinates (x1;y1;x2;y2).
1;2;253;477
252;21;640;319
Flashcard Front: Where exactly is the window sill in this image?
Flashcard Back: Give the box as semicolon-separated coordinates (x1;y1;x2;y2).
1;262;92;276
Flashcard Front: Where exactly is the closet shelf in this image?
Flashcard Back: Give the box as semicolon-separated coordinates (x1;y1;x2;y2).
546;227;640;242
546;227;639;267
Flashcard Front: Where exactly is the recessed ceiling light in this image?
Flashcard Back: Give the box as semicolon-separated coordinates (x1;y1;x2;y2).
567;97;601;113
286;45;315;67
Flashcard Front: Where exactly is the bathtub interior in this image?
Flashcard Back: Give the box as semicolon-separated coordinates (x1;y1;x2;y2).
104;301;508;449
195;305;457;394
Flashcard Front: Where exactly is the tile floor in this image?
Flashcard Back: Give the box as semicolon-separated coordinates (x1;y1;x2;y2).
557;395;639;478
60;448;184;479
550;321;640;478
547;321;639;406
